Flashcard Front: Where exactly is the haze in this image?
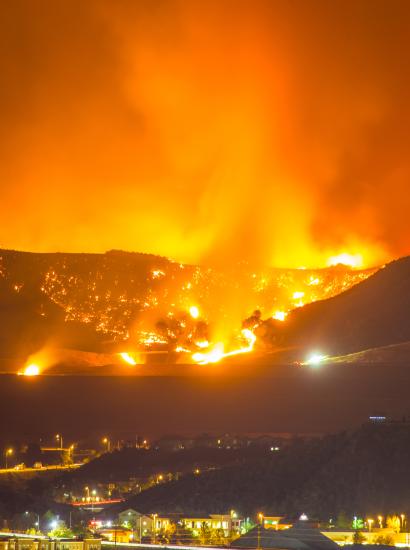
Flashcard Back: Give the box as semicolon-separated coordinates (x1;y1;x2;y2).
1;0;409;267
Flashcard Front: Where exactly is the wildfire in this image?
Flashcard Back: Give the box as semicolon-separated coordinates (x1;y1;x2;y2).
189;305;200;319
119;352;137;365
272;310;287;321
192;328;256;365
18;363;40;376
327;252;363;268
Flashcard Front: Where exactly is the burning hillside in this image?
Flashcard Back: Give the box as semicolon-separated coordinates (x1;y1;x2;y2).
0;249;377;372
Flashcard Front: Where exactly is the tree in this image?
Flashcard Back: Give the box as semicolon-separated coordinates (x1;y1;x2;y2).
198;523;212;545
336;512;351;529
48;522;74;539
374;534;394;545
386;515;401;534
211;527;227;546
352;531;366;544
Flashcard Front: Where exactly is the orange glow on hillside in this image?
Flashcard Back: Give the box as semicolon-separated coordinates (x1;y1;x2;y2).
327;253;364;268
119;352;138;365
191;328;256;365
19;364;40;376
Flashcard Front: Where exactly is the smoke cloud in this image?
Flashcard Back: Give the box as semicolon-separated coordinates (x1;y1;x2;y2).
0;0;409;267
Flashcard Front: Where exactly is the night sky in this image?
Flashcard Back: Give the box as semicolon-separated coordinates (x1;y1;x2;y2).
0;0;409;267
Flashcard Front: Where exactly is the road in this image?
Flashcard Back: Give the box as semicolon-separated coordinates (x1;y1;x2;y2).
0;463;82;475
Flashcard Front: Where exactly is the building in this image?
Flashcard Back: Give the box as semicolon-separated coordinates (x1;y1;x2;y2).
118;509;153;538
1;540;100;550
180;514;244;537
263;516;292;530
96;527;133;544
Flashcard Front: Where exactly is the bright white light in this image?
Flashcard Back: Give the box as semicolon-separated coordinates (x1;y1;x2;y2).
272;311;287;322
327;252;363;268
189;306;200;319
304;353;328;366
50;520;58;530
300;513;308;521
20;364;40;376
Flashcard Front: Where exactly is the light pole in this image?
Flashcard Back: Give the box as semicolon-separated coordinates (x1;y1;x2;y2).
55;434;63;449
102;437;111;452
152;514;158;544
257;513;264;550
367;519;374;532
4;448;13;469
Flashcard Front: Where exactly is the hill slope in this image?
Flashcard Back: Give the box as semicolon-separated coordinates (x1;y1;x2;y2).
106;422;410;518
269;256;410;357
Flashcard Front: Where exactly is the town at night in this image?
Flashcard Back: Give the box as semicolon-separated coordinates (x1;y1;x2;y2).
1;2;410;550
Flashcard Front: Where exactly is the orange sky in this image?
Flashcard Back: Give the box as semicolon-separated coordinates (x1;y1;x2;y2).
0;0;409;267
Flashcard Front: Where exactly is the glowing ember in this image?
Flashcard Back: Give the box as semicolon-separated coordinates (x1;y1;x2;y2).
19;364;40;376
293;291;305;300
189;305;200;319
327;253;363;268
119;352;137;365
272;310;287;321
195;340;210;348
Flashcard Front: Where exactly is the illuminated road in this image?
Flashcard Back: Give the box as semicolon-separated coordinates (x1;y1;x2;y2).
101;542;222;550
0;463;82;475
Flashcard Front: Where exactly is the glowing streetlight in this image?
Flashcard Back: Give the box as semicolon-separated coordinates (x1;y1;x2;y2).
367;518;374;532
4;448;13;469
378;516;383;528
257;514;264;550
55;434;63;449
401;514;406;531
102;437;111;452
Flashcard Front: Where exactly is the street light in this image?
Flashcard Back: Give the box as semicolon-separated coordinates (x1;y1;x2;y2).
257;513;264;550
55;434;63;449
378;516;383;529
367;518;374;532
102;437;111;452
401;514;406;532
4;448;13;469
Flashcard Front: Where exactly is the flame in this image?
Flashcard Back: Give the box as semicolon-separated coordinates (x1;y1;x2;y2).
189;305;200;319
195;340;210;349
327;253;363;268
19;363;40;376
192;328;256;365
119;352;137;365
272;310;287;321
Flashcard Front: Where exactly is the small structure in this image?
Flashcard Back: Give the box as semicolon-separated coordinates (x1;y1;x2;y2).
97;526;133;544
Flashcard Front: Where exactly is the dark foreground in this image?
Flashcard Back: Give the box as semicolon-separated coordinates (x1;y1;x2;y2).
1;361;410;440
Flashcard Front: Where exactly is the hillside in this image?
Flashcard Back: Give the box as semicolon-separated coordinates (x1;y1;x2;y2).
105;421;410;518
267;256;410;357
0;248;373;367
